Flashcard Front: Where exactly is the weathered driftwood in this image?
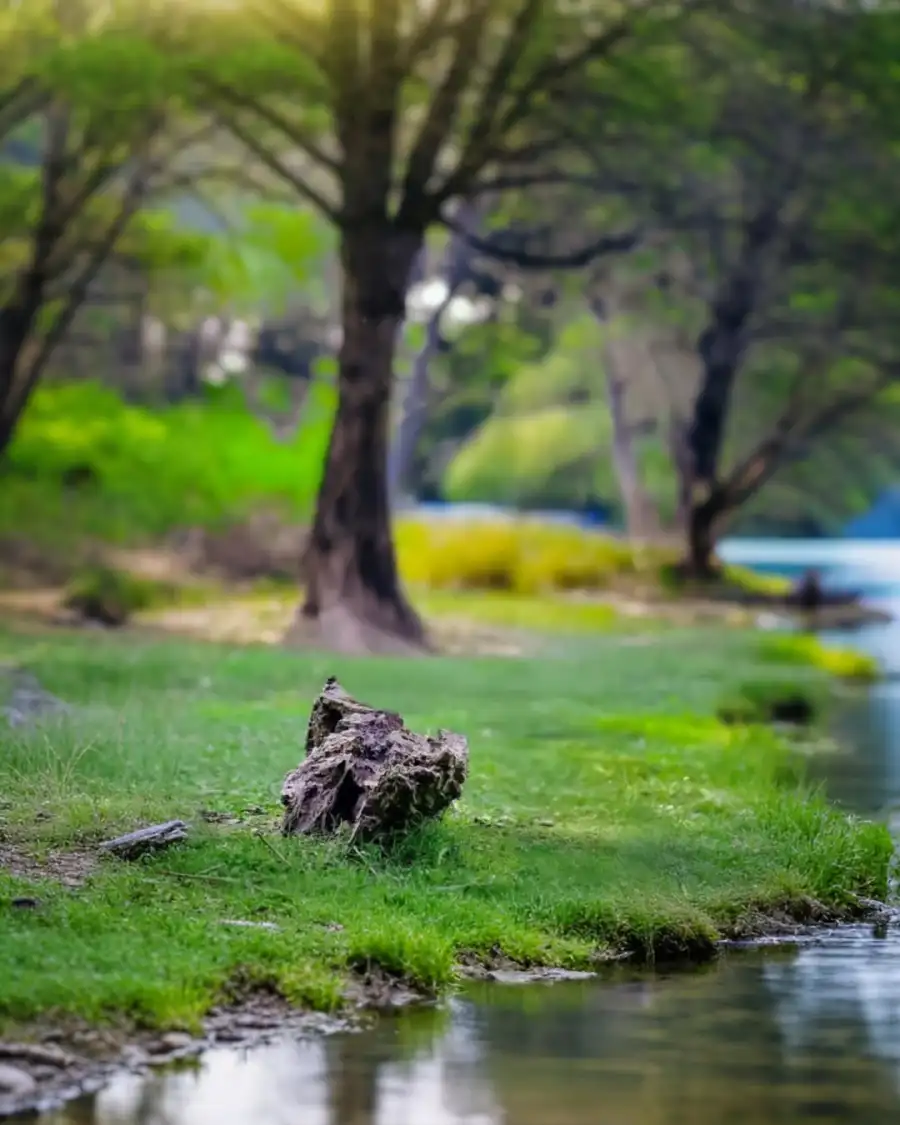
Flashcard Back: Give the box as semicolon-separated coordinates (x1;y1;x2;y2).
281;678;468;842
99;820;188;860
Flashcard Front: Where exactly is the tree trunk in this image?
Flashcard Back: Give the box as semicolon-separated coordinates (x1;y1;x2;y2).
603;343;660;540
687;502;715;578
589;295;660;539
286;223;428;654
685;489;729;579
387;293;449;504
388;200;484;504
0;307;41;458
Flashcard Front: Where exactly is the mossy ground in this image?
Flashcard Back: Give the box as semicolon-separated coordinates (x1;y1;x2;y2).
0;618;890;1036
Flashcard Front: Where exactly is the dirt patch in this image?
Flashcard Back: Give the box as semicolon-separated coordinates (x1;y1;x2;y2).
140;596;533;657
0;844;96;889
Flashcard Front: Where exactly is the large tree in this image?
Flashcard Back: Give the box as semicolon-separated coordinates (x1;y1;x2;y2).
534;0;900;571
165;0;690;652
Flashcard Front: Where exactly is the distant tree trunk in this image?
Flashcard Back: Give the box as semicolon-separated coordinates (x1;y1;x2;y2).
590;296;660;539
0;306;43;458
683;203;781;576
667;415;693;535
388;293;450;505
687;494;722;578
388;200;483;504
286;222;429;653
682;324;744;577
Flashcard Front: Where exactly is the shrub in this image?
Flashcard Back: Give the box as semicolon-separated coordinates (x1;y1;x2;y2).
1;379;333;547
717;680;820;727
64;565;180;626
758;634;880;683
394;517;671;595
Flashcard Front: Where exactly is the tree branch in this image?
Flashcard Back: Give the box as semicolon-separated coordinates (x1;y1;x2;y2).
0;77;47;141
396;0;492;226
442;216;642;269
193;74;340;175
256;0;325;63
209;108;340;221
403;0;460;68
434;8;638;204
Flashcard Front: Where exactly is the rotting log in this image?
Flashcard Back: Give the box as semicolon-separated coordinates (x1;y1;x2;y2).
281;678;468;842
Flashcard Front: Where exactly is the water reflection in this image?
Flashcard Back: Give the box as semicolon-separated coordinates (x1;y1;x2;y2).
29;539;900;1125
38;945;900;1125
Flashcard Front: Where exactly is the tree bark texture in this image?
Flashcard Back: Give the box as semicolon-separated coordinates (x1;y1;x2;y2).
687;495;721;578
287;223;429;654
0;306;45;458
682;204;785;575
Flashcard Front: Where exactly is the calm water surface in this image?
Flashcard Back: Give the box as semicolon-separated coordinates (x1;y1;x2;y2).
36;539;900;1125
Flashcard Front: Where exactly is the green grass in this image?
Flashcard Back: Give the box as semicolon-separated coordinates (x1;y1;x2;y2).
0;622;890;1034
415;588;623;633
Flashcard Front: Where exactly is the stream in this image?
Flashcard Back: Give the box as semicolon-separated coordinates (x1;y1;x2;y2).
27;539;900;1125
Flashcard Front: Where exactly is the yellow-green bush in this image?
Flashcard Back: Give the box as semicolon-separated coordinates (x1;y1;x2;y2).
757;634;880;683
395;518;670;595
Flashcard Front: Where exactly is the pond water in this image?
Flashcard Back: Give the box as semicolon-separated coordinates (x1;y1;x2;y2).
29;539;900;1125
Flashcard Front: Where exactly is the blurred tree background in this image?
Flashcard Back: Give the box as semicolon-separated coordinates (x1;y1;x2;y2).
1;0;899;620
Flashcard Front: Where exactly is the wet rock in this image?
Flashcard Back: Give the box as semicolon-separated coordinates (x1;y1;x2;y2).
484;968;597;985
99;820;188;860
281;678;468;843
0;1063;37;1097
0;1042;76;1068
120;1045;150;1069
157;1032;194;1053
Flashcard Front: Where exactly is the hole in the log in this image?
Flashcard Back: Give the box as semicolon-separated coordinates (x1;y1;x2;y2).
332;772;364;827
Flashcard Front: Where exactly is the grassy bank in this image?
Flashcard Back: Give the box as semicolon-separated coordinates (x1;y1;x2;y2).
0;621;890;1034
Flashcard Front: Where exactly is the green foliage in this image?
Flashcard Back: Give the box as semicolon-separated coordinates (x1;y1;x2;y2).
757;635;881;684
0;380;333;545
0;624;890;1028
717;680;821;728
192;204;335;316
445;404;611;509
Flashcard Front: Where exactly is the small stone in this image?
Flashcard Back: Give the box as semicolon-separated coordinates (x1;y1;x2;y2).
121;1046;149;1068
219;920;281;932
159;1032;193;1052
0;1063;37;1097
